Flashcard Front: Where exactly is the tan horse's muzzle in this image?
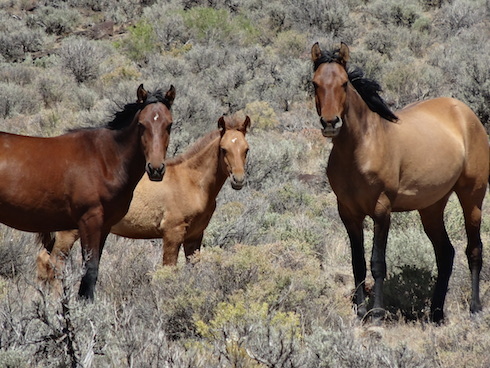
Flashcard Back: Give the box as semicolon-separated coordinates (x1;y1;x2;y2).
230;173;245;190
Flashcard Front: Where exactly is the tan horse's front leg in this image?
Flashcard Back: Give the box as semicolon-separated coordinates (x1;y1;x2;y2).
36;229;80;290
183;233;204;263
162;223;187;266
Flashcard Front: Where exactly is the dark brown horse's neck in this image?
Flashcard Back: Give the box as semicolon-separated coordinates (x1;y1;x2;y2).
107;121;146;190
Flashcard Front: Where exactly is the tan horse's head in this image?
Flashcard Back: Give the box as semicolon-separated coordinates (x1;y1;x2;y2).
218;114;250;190
136;84;175;181
311;42;350;138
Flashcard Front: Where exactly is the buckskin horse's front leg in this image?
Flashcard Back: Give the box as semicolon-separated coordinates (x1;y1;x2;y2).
371;202;391;321
338;203;367;318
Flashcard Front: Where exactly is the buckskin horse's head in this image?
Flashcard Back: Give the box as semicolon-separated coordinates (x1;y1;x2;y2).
311;42;350;138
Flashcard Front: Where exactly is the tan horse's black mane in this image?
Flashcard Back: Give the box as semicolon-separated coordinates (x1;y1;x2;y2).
314;48;398;122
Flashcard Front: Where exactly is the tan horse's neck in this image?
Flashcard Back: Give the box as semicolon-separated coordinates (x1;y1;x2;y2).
172;131;229;200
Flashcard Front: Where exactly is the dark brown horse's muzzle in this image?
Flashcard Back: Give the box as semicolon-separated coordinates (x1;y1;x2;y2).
146;162;165;181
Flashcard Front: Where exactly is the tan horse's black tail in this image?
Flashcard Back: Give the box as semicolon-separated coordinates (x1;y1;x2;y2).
36;232;56;253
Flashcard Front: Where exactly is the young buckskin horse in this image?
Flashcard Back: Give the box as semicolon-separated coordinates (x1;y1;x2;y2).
0;84;175;300
311;42;489;323
37;114;250;283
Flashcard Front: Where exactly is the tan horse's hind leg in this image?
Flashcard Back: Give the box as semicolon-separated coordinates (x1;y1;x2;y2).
36;229;80;293
418;194;455;323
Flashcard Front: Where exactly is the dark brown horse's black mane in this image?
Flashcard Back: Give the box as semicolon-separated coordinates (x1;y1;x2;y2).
108;89;172;130
314;48;398;122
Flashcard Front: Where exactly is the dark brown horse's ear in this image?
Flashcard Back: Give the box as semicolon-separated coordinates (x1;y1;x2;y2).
311;42;322;63
338;42;350;66
137;84;148;104
165;85;176;107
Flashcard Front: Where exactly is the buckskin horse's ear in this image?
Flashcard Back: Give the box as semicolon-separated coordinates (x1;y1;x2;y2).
311;42;322;63
165;85;176;107
338;42;350;67
137;84;148;104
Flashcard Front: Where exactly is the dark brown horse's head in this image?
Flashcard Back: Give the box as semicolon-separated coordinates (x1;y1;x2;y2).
136;84;175;181
311;42;350;138
218;114;250;190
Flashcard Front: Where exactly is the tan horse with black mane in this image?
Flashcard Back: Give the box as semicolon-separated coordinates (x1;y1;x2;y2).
0;84;175;299
37;114;250;283
312;42;488;323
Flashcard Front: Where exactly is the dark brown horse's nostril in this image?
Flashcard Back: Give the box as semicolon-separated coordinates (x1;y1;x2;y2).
147;162;165;181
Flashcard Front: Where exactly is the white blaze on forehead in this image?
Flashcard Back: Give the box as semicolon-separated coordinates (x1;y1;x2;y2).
231;138;237;143
153;113;159;121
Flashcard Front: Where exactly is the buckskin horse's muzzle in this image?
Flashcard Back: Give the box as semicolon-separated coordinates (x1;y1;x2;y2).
146;162;166;181
320;116;343;137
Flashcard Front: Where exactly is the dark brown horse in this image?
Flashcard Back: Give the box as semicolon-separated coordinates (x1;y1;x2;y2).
312;42;489;322
0;84;175;299
36;114;250;281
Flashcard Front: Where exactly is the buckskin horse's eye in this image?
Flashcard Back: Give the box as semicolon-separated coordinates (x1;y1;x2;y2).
342;82;348;90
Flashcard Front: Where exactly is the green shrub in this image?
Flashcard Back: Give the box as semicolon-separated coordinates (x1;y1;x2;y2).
115;19;157;63
180;6;259;45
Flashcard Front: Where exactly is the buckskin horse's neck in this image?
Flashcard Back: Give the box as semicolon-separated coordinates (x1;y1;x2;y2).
335;86;389;151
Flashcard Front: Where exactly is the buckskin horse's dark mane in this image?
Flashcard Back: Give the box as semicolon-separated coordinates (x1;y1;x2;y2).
314;48;398;122
107;89;172;130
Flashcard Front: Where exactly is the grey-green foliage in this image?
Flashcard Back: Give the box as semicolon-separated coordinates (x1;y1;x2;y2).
58;37;105;83
0;13;45;62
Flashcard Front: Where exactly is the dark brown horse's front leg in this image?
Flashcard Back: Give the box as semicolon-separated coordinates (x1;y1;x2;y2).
78;211;108;300
338;204;367;318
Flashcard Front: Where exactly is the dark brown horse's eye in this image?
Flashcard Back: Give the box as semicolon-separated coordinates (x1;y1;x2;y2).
166;123;173;133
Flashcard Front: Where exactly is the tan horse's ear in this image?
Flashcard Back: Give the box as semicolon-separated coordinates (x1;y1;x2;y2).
241;116;251;133
165;85;176;107
311;42;322;63
137;84;148;104
338;42;350;66
218;116;226;131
